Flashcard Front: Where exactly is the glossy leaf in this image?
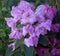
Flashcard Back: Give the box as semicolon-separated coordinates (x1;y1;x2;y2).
24;45;34;56
5;48;13;56
54;10;60;23
39;35;49;45
13;48;21;56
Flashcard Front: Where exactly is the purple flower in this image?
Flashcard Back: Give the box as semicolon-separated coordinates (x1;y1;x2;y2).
5;18;16;29
45;4;57;20
23;24;35;36
9;28;22;39
35;20;51;36
48;37;60;48
11;6;22;19
21;9;37;24
5;0;57;48
8;42;15;51
51;48;60;56
11;1;35;21
51;23;60;32
35;4;46;22
18;1;34;11
24;35;39;47
35;48;49;56
35;25;47;36
35;4;57;23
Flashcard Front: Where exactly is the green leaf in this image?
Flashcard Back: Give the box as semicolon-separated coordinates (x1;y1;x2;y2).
0;43;6;55
0;29;6;37
24;45;35;56
5;48;13;56
39;0;46;3
26;0;36;2
15;38;24;49
15;39;21;49
54;10;60;23
5;0;12;9
39;35;49;45
44;52;50;56
13;48;21;56
5;0;20;9
5;38;23;56
46;31;56;37
12;0;20;6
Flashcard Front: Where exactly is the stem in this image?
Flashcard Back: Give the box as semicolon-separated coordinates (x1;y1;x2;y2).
55;0;58;8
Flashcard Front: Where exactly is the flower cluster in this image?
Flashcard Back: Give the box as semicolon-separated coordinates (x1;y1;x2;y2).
51;23;60;32
35;37;60;56
5;1;57;47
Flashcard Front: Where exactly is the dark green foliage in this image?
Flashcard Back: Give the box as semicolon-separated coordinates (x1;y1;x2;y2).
39;35;49;46
24;45;35;56
54;10;60;23
5;48;13;56
44;52;50;56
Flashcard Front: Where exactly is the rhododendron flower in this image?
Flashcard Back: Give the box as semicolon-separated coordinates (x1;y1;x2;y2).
51;23;60;32
46;7;57;20
9;28;22;39
35;48;49;56
35;20;51;36
18;1;35;11
35;26;47;36
5;18;16;28
39;20;52;31
23;24;34;36
11;1;35;21
5;0;57;47
48;37;60;48
11;6;22;19
35;36;60;56
51;48;60;56
8;42;15;51
24;35;39;47
21;9;37;24
35;4;46;22
48;37;60;56
35;4;57;23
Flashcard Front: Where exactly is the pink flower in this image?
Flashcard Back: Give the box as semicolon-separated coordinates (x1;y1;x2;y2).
11;1;35;21
22;26;28;36
43;20;52;31
48;37;60;48
35;5;46;22
51;23;60;32
24;35;39;47
35;26;47;36
35;20;51;36
45;5;57;20
35;5;47;17
22;24;35;36
11;6;22;19
8;42;15;51
51;48;60;56
5;0;57;48
9;28;22;39
18;1;34;11
35;48;49;56
35;4;57;22
21;9;37;24
5;18;16;28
